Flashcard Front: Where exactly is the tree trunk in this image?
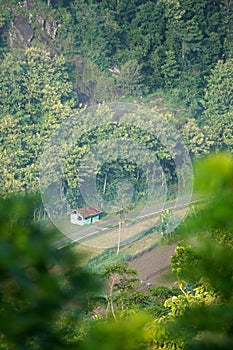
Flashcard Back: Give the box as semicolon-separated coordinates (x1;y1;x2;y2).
117;219;121;255
103;173;107;194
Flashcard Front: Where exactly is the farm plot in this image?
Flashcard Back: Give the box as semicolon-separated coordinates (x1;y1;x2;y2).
129;243;177;286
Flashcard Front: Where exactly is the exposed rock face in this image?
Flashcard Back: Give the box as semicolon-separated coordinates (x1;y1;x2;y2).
36;14;45;30
8;1;58;50
45;18;58;40
9;14;34;48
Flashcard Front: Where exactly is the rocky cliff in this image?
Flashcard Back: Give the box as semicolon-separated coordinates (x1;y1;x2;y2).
7;0;59;50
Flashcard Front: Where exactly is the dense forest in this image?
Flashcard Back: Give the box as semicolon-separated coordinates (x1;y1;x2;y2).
0;0;233;349
0;0;233;202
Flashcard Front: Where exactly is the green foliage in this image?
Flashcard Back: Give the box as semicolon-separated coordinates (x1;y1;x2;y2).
181;118;212;157
86;247;131;273
0;46;75;116
1;1;233;347
163;153;233;349
1;154;233;349
2;0;233;106
115;59;144;96
0;195;101;349
61;105;182;208
0;47;76;197
80;312;152;350
193;153;233;232
201;59;233;151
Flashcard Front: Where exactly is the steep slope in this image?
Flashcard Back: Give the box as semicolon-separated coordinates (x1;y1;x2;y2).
129;243;177;286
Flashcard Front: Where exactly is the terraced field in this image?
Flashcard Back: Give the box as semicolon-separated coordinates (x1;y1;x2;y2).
129;242;177;287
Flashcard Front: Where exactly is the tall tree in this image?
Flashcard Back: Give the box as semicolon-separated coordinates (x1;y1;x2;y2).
201;58;233;151
0;47;76;197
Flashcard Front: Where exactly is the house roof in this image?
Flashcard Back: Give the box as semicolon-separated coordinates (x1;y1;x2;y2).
77;206;102;219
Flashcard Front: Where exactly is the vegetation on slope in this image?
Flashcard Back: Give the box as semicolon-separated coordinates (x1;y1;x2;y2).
0;1;233;348
0;154;233;349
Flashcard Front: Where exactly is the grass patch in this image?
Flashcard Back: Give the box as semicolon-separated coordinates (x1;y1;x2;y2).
85;248;132;273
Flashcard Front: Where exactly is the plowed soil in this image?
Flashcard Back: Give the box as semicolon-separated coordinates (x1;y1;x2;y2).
129;243;177;286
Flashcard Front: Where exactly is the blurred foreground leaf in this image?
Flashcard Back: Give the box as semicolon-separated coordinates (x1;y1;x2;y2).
0;195;101;349
168;153;233;349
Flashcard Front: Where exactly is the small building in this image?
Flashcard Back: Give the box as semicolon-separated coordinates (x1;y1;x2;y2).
71;206;102;225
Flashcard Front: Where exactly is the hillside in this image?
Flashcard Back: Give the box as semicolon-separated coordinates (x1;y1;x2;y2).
0;1;233;349
129;242;177;287
1;1;233;204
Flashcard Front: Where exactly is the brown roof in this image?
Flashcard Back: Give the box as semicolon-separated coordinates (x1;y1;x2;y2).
77;206;102;219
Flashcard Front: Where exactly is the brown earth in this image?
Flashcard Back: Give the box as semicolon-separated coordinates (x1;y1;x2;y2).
129;242;177;287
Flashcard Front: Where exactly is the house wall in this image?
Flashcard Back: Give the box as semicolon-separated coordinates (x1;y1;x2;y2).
71;213;80;225
91;215;100;223
83;217;92;225
71;213;100;225
71;213;86;225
